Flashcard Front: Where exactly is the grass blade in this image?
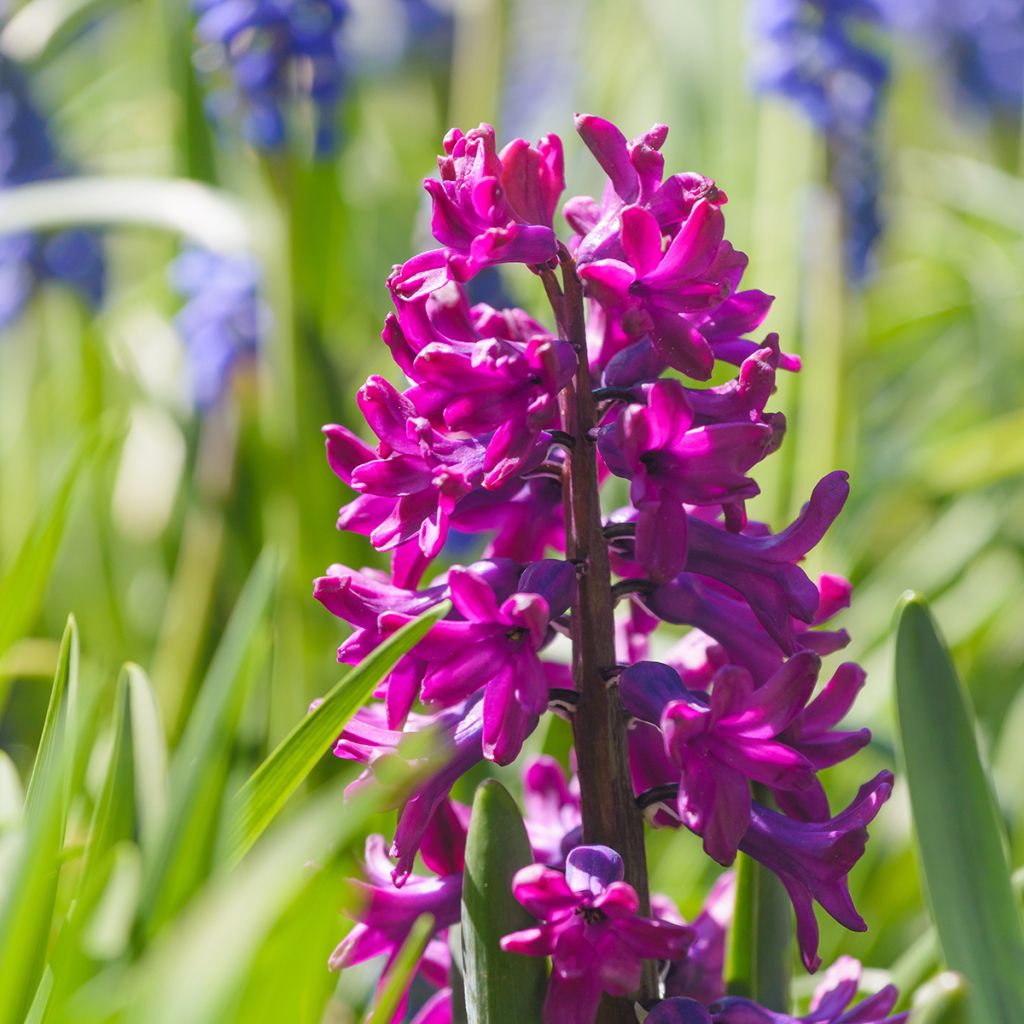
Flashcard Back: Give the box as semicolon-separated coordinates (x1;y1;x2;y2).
137;551;277;935
367;914;436;1024
226;599;451;865
0;422;119;670
461;779;547;1024
0;619;79;1024
894;593;1024;1023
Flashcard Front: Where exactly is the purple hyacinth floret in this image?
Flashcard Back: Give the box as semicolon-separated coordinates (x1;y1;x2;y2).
171;247;269;408
0;60;104;328
501;845;693;1024
318;113;896;1022
193;0;350;155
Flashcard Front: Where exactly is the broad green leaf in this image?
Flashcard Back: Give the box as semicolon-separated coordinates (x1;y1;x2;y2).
461;779;547;1024
894;594;1024;1023
138;551;277;936
226;599;451;865
724;850;790;1011
0;620;78;1024
367;914;436;1024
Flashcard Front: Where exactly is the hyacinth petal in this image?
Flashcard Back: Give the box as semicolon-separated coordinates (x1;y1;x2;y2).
500;925;555;957
358;376;419;453
621;205;666;277
621;661;690;723
645;998;715;1024
482;669;535;764
565;844;625;895
647;378;697;443
351;455;433;497
578;258;636;304
592;880;641;919
694;763;752;865
726;651;822;737
800;663;866;735
448;566;502;622
323;424;374;484
510;863;578;916
635;497;688;582
642;199;725;289
769;472;851;562
420;641;501;704
409;989;451;1024
518;559;576;617
805;954;862;1018
542;970;603;1024
593;936;644;996
717;738;815;790
648;307;715;380
575;113;638;201
615;914;693;959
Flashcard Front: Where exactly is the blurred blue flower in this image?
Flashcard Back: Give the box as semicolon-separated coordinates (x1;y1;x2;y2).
751;0;888;282
171;247;269;409
0;60;105;329
881;0;1024;115
193;0;350;156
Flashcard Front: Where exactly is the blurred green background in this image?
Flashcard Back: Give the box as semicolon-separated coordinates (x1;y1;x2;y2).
1;0;1023;1020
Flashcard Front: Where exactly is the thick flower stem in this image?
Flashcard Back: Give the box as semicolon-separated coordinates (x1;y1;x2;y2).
548;252;658;1017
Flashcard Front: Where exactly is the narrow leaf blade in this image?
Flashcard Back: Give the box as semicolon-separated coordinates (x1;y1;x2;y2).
894;594;1024;1023
226;599;451;864
367;914;436;1024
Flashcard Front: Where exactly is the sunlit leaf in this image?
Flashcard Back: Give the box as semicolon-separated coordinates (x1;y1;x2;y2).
894;594;1024;1023
226;599;451;865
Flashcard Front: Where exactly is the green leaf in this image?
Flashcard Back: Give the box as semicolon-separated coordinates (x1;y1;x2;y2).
0;177;252;253
367;914;436;1024
121;665;169;853
894;594;1024;1023
137;551;277;936
911;973;971;1024
226;599;451;865
461;779;547;1024
724;849;791;1011
0;619;79;1024
68;778;389;1024
24;617;79;827
0;421;120;671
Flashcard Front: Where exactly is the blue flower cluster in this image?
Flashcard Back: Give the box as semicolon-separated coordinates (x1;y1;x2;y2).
751;0;887;282
881;0;1024;115
0;61;105;329
171;247;269;408
193;0;350;156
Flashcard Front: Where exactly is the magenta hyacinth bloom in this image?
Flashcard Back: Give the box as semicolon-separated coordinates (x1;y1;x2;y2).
384;560;573;763
709;954;908;1023
660;653;821;864
740;772;894;971
501;845;693;1024
423;124;562;281
329;835;460;974
660;872;735;1005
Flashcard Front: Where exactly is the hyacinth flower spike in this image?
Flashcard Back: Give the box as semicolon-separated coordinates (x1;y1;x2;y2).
318;113;894;1022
